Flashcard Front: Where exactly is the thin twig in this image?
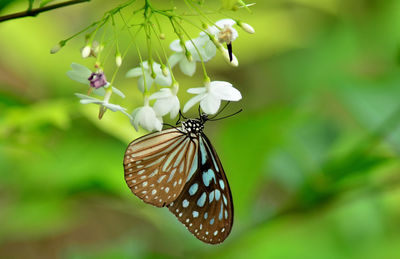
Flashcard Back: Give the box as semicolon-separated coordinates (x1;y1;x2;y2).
0;0;91;23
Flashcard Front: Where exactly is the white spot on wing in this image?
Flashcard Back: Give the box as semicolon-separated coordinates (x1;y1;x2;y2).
197;192;207;207
189;183;198;196
182;199;189;208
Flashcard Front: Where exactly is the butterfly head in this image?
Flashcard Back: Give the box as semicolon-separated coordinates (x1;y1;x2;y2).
181;118;205;134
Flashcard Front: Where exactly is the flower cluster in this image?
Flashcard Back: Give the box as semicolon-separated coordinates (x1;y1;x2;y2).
61;1;255;132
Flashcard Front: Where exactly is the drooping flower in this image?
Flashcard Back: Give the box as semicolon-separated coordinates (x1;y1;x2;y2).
200;19;242;64
183;80;242;115
67;63;125;98
169;38;216;76
149;83;180;119
126;61;172;92
75;92;131;119
131;97;163;132
88;72;108;89
207;19;239;45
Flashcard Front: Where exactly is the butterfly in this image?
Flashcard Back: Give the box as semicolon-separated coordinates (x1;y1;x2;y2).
123;109;236;244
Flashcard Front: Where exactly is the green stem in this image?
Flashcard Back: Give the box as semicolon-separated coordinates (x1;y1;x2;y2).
151;14;176;83
171;17;209;80
0;0;91;23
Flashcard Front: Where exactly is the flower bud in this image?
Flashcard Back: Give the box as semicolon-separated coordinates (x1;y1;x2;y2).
220;48;239;67
116;52;122;67
81;45;91;58
50;43;63;54
238;21;255;34
159;33;166;40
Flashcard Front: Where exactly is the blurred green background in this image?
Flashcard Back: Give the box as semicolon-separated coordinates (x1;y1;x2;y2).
1;0;400;258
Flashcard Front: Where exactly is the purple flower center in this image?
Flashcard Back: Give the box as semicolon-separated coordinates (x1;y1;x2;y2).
88;72;108;89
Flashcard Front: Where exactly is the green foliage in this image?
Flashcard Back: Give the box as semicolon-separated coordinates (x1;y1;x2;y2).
1;0;400;258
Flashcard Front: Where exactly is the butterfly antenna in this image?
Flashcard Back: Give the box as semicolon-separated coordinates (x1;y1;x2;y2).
209;101;231;120
208;109;243;121
198;105;202;118
176;110;187;125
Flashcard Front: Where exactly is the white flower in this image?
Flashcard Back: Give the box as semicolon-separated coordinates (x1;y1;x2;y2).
75;92;131;119
126;61;172;92
169;38;216;76
183;81;242;115
67;63;125;98
149;85;180;119
131;98;163;132
207;19;239;45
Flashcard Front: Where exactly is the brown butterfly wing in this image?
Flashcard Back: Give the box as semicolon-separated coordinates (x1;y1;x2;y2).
123;129;198;207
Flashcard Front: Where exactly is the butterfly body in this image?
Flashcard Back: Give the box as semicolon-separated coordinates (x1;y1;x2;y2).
123;115;233;244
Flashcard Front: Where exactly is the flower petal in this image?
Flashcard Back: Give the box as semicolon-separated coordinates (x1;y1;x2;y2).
111;86;126;98
131;107;141;131
75;93;99;102
170;96;180;119
93;87;106;96
103;102;126;112
153;97;174;117
231;27;239;42
202;39;217;61
187;87;207;94
179;58;197;76
149;88;172;100
71;63;92;74
209;81;242;101
154;73;172;86
183;93;207;113
67;63;92;84
138;74;154;92
126;67;143;78
154;117;163;131
206;25;219;36
151;62;163;75
200;94;221;115
169;53;183;68
170;39;183;52
215;19;236;28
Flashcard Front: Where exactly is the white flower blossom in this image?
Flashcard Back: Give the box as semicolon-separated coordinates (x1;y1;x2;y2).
126;61;172;92
149;84;180;119
75;92;131;119
169;38;216;76
207;19;239;45
131;98;163;132
183;80;242;115
67;63;125;98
